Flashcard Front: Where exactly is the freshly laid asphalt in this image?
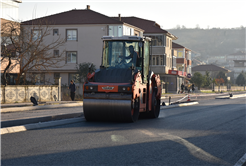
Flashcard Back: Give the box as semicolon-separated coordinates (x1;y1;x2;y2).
1;91;245;135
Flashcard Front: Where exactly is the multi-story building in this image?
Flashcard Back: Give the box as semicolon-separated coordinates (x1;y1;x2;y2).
168;42;192;92
111;16;179;92
0;0;22;21
1;0;22;85
226;51;246;82
21;6;144;85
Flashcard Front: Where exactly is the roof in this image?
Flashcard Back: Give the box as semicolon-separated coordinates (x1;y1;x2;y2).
192;64;230;72
233;60;246;62
112;16;177;39
172;42;184;49
228;51;246;56
13;0;22;3
172;42;191;51
22;9;124;25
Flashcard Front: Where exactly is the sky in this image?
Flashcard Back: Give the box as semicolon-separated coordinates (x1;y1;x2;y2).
18;0;246;30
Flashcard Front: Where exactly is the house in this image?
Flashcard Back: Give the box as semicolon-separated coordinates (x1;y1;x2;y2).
111;16;179;93
1;0;22;85
21;5;144;85
225;51;246;83
166;42;193;92
192;64;230;79
0;0;22;21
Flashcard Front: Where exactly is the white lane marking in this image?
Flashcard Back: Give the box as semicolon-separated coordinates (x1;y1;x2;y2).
140;130;230;165
234;153;246;166
1;117;83;135
111;135;128;142
140;129;159;137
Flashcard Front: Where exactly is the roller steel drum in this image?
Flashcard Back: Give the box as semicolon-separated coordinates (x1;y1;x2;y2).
83;99;136;122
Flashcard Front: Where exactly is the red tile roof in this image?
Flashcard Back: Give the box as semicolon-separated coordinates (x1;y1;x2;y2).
22;9;124;25
192;64;229;72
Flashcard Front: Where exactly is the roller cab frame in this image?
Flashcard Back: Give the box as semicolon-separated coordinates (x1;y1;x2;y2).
83;36;161;122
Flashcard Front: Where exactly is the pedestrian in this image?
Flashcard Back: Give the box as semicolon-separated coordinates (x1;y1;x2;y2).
181;83;184;93
192;83;195;92
68;80;76;101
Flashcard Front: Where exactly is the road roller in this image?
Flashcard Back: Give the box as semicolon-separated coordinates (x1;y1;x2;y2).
83;36;161;122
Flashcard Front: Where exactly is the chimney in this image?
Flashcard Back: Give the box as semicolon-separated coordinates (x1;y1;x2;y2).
118;14;121;21
87;5;90;10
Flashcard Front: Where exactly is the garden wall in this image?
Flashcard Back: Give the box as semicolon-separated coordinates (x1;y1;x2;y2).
1;85;59;104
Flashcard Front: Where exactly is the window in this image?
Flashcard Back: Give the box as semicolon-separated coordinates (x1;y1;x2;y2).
54;50;59;57
32;29;42;41
66;29;77;41
66;51;77;63
173;56;177;68
145;35;163;46
152;57;156;65
53;29;59;35
54;73;60;84
34;73;45;85
69;73;79;84
151;55;164;65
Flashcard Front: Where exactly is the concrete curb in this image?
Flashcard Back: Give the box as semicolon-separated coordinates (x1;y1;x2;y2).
1;113;83;128
160;101;199;110
1;117;84;135
234;153;246;166
216;94;246;99
1;103;83;113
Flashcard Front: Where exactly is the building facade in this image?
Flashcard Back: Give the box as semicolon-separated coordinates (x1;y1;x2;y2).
112;16;181;92
1;0;22;85
0;0;22;21
226;51;246;83
21;6;144;85
167;42;192;92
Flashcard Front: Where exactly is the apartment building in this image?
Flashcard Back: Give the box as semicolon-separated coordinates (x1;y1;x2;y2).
112;16;179;92
1;0;22;85
226;51;246;82
168;42;192;92
21;6;144;85
0;0;22;21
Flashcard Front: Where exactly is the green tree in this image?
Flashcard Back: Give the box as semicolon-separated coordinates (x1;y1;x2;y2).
203;71;211;87
236;72;246;86
76;62;96;83
190;72;204;90
216;71;227;84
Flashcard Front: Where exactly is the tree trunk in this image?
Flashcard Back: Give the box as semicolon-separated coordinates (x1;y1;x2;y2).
3;57;12;86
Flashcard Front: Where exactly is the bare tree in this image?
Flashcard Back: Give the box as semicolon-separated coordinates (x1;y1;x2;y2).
1;19;66;85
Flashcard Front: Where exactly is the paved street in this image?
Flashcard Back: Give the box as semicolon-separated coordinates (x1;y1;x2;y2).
1;97;246;166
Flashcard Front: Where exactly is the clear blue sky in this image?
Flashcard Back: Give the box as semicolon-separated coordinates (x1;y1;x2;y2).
19;0;246;29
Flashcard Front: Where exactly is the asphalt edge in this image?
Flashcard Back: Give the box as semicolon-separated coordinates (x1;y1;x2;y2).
1;117;84;135
1;103;83;113
234;153;246;166
160;101;199;109
1;113;83;128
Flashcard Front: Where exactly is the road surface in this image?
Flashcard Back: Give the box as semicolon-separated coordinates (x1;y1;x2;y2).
2;97;246;166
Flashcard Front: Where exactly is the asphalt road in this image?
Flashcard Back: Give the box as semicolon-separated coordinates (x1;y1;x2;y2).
2;97;246;166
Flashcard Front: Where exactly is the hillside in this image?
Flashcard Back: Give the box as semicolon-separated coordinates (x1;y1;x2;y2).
168;28;245;60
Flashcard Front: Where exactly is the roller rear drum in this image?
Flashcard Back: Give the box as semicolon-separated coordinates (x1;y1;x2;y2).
83;99;139;122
